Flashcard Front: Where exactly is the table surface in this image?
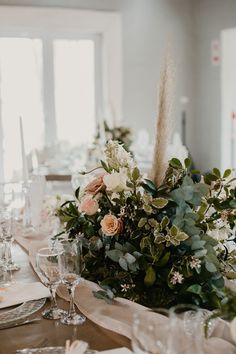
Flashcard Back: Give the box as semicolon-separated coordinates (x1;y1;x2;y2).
0;243;130;354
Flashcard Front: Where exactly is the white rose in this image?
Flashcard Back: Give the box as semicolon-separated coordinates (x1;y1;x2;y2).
230;317;236;343
103;171;128;193
207;228;229;241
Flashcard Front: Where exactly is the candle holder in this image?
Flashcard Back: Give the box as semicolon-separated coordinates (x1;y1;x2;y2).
22;181;36;235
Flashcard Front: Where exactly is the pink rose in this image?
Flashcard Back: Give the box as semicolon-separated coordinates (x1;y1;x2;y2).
84;175;105;195
100;214;123;236
79;195;99;216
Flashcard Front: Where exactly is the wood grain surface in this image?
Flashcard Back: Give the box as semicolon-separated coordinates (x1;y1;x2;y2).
0;243;130;354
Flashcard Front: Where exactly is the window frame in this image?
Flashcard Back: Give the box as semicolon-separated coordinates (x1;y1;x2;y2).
0;6;122;182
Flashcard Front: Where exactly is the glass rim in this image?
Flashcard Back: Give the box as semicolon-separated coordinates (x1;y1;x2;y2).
36;247;63;257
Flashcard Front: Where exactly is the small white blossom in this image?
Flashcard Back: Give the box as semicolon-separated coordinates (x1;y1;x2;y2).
120;283;135;293
189;257;201;270
170;271;184;285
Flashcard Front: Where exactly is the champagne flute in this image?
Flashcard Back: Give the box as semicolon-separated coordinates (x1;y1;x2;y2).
36;247;66;320
60;239;86;325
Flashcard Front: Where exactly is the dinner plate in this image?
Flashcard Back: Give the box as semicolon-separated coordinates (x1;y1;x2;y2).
0;298;46;329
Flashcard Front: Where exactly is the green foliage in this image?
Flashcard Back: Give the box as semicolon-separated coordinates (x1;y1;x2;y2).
55;148;236;311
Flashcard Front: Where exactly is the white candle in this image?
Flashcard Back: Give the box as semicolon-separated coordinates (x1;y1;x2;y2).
19;116;29;183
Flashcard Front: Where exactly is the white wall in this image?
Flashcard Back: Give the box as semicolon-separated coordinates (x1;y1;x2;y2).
193;0;236;171
0;0;194;159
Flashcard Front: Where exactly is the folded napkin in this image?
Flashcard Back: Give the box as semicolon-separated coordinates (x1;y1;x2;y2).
64;340;132;354
0;281;50;309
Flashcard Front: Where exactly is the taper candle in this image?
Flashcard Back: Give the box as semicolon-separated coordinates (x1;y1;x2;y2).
19;116;29;183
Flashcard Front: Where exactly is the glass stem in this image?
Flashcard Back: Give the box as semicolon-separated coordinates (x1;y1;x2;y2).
68;286;76;318
5;241;13;265
49;285;58;310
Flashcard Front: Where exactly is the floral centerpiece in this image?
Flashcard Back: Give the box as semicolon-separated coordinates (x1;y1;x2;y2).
56;140;236;310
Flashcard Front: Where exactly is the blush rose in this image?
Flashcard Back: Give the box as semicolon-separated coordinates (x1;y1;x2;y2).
84;175;105;195
100;214;123;236
79;195;99;216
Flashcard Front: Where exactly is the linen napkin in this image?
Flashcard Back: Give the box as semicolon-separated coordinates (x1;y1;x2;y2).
0;281;50;309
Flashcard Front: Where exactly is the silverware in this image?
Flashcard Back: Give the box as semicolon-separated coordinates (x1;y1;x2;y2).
0;317;41;330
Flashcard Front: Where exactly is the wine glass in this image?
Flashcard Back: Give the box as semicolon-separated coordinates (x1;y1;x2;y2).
168;304;205;354
132;308;170;354
36;247;66;320
60;239;86;325
0;208;20;271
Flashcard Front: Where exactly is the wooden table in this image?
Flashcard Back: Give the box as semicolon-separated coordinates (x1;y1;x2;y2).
0;244;130;354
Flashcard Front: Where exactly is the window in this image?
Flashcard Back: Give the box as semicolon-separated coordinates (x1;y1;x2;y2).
0;7;122;182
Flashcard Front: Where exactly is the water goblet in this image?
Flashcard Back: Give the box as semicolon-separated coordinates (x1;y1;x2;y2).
60;239;86;325
132;308;170;354
36;247;66;320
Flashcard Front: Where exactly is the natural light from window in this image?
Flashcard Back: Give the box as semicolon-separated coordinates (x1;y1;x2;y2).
54;39;96;145
0;38;44;181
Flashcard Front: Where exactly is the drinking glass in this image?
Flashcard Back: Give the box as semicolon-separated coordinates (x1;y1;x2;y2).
132;308;170;354
60;239;86;325
168;304;205;354
0;209;20;271
36;247;66;320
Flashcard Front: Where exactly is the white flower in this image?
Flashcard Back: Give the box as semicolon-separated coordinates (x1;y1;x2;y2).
103;170;128;193
207;228;230;242
170;271;184;285
230;317;236;344
104;140;133;170
189;257;201;270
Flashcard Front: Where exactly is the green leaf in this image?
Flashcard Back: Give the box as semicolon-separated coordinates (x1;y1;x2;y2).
124;253;136;264
170;225;178;237
132;167;140;181
213;168;221;178
75;186;80;200
184;158;191;169
140;236;151;251
223;169;231;178
229;199;236;208
152;198;168;209
100;160;110;173
169;158;183;169
175;231;189;242
106;249;123;262
148;218;159;228
187;284;202;295
144;205;152;214
160;216;169;230
138;218;147;228
119;257;128;271
144;266;156;287
143;179;157;192
205;261;217;273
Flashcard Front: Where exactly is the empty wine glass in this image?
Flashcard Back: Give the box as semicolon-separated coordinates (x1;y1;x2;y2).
168;304;205;354
132;308;170;354
60;239;86;325
0;208;20;271
36;247;66;320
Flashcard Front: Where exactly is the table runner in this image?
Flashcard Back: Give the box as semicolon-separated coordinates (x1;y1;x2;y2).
15;231;236;354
